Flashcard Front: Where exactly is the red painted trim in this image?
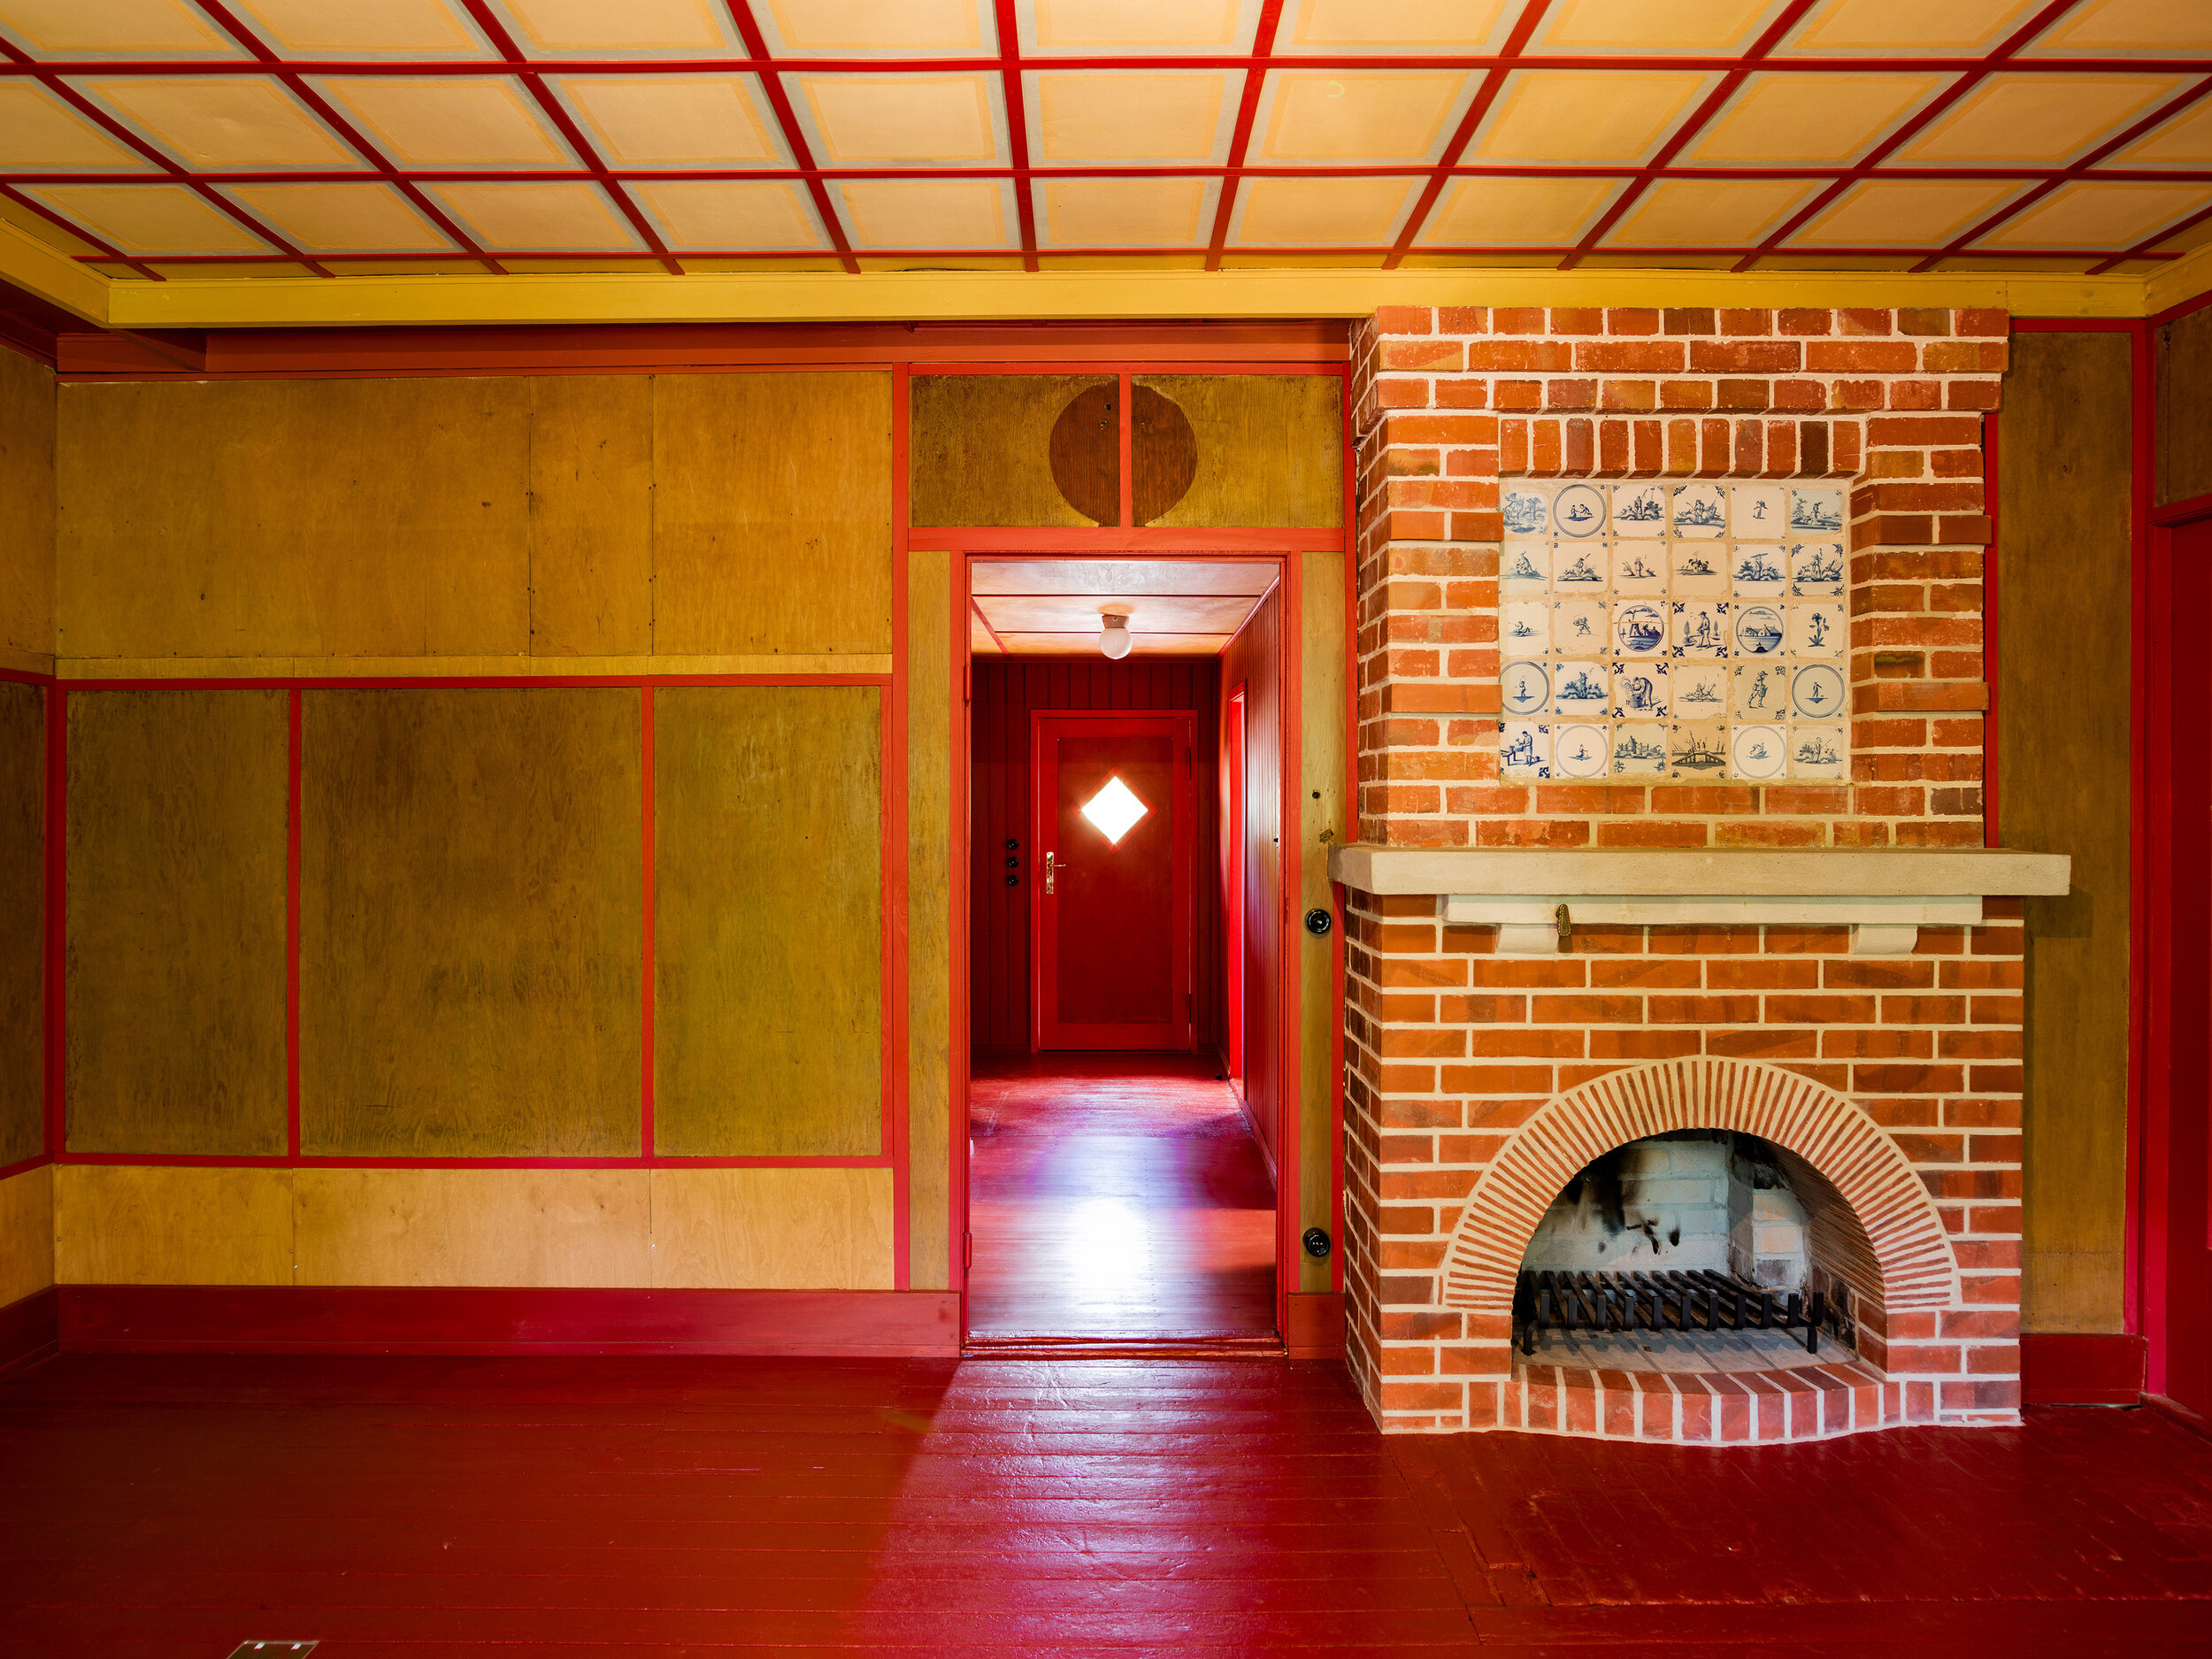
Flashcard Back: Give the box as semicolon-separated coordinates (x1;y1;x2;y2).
2012;317;2143;331
888;362;911;1291
2133;322;2163;1380
721;0;862;275
62;674;890;691
1204;0;1283;273
1983;409;1999;848
1285;1289;1345;1360
0;1152;50;1181
949;557;972;1322
1334;370;1356;1294
0;664;56;687
2021;1333;2148;1406
0;1286;58;1379
284;687;300;1159
992;0;1038;273
54;1285;962;1357
1118;370;1134;528
2151;284;2212;328
53;1153;888;1169
917;360;1346;375
42;682;62;1161
640;687;657;1158
1280;534;1302;1343
1224;682;1247;1094
2151;488;2212;526
912;526;1346;552
2148;1390;2212;1442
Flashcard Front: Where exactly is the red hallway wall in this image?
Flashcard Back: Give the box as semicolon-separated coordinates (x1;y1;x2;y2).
1222;588;1284;1171
969;657;1220;1054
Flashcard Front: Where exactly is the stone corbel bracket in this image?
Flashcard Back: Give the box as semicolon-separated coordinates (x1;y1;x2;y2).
1327;848;2072;958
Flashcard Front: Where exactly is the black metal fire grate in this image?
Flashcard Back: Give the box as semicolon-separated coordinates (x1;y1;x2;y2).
1513;1268;1849;1357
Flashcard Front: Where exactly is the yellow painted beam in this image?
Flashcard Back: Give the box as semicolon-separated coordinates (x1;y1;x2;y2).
0;220;108;326
2147;242;2212;320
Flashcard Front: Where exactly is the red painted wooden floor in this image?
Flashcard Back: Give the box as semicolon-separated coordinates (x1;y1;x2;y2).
966;1053;1277;1343
1;1354;2209;1654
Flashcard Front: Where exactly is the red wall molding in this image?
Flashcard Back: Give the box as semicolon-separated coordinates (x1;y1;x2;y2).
0;1287;58;1378
2022;1333;2149;1407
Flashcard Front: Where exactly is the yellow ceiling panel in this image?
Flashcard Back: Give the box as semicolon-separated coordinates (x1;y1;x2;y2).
225;181;456;251
424;181;641;250
1471;71;1714;165
1686;72;1946;165
1278;0;1515;52
0;81;156;171
1033;71;1231;162
799;73;1001;165
2024;0;2211;56
757;0;987;52
839;179;1010;248
0;192;111;256
632;180;825;250
1030;0;1253;52
20;183;270;253
1256;70;1471;164
1977;180;2208;248
0;0;239;56
81;76;365;171
316;76;572;168
1530;0;1782;55
1605;179;1824;247
1417;175;1618;246
1776;0;2047;56
1041;179;1211;246
555;75;783;168
2105;99;2212;169
1233;176;1415;246
490;0;735;55
225;0;488;57
1787;177;2024;245
1896;73;2190;165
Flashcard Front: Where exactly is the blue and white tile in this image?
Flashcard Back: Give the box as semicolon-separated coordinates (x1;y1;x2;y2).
1668;541;1727;598
1788;540;1846;597
1555;481;1607;539
1612;661;1669;719
1730;722;1787;780
1671;482;1727;540
1553;721;1609;780
1553;596;1607;653
1789;723;1847;780
1502;540;1551;595
1731;542;1786;598
1611;481;1667;537
1500;659;1551;719
1550;659;1610;717
1552;541;1609;592
1790;662;1847;720
1611;720;1668;777
1502;480;1551;538
1733;662;1786;719
1670;721;1730;776
1732;602;1786;659
1731;483;1786;540
1613;598;1668;657
1502;598;1551;653
1612;541;1667;595
1672;599;1727;657
1787;600;1845;658
1672;660;1728;715
1501;719;1551;780
1788;485;1846;536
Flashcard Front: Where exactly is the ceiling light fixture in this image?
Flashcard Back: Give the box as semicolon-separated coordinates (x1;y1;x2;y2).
1100;611;1132;659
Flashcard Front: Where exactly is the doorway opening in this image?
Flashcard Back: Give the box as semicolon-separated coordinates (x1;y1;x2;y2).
962;556;1287;1350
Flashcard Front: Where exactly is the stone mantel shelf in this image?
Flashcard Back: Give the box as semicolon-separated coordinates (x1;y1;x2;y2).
1325;846;2071;956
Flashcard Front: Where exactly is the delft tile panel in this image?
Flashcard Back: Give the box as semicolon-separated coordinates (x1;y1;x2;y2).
1496;480;1855;783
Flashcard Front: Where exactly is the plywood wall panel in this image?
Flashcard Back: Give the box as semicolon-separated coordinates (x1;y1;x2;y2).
53;1164;293;1286
65;689;287;1156
2000;330;2133;1333
300;688;644;1158
653;373;893;656
294;1168;651;1286
0;347;54;663
58;379;532;661
1223;589;1284;1171
1296;549;1345;1291
2157;306;2212;507
910;374;1105;527
0;680;41;1169
527;376;654;657
0;1164;52;1307
908;550;952;1290
1138;375;1342;529
650;1167;895;1289
654;686;882;1156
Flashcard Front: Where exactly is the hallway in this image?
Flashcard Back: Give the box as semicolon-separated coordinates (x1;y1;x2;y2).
966;1054;1278;1344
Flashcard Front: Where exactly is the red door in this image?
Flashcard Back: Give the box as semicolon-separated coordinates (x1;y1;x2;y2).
1033;711;1194;1050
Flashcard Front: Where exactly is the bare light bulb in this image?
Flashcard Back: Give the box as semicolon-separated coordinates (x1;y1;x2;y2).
1100;611;1132;659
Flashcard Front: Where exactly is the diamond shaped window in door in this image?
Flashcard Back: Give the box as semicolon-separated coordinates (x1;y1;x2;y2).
1080;775;1148;845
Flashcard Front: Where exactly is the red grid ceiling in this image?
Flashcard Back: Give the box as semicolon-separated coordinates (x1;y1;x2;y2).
0;0;2204;282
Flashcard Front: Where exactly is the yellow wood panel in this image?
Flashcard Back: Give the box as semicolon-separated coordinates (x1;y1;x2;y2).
2156;305;2212;507
1138;374;1343;529
0;680;41;1169
2000;330;2132;1333
907;549;950;1291
909;373;1107;527
526;375;654;657
649;1167;895;1289
56;378;531;661
0;346;54;661
1296;549;1344;1294
53;1164;294;1285
652;373;894;656
299;688;644;1157
65;689;288;1156
61;654;895;680
294;1168;651;1286
0;1164;52;1307
654;686;882;1156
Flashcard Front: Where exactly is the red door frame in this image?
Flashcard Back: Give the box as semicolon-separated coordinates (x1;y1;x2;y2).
1030;708;1196;1052
1224;685;1247;1094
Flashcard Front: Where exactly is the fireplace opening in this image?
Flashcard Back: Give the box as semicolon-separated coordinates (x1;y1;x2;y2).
1513;1130;1863;1375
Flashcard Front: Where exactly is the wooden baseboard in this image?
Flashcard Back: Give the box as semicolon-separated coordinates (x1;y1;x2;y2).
2021;1333;2147;1406
0;1286;58;1378
1286;1291;1344;1360
58;1286;963;1358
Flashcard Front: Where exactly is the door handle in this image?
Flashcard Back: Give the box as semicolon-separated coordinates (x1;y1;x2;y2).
1045;851;1071;894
